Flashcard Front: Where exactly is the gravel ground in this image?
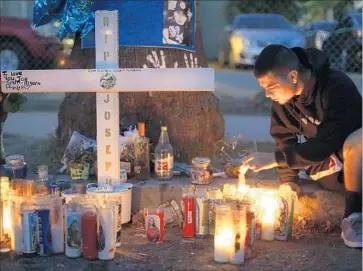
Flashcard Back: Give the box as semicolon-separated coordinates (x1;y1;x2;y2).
0;225;361;271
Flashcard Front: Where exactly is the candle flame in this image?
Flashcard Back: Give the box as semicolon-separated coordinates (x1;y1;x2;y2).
237;184;248;194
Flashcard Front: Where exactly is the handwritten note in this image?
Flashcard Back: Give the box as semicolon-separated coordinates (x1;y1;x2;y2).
1;71;41;91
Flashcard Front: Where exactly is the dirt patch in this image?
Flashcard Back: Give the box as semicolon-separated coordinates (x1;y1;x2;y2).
0;226;361;271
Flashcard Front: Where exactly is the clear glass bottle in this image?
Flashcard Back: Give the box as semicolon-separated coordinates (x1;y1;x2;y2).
120;145;135;179
154;126;174;181
134;122;150;181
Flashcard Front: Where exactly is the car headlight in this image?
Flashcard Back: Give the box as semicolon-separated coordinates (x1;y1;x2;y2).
230;35;244;52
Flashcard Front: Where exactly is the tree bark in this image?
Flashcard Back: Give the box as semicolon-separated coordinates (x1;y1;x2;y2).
57;0;224;163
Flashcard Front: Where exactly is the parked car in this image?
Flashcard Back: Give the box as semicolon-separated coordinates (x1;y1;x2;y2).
218;13;306;68
0;16;61;70
298;20;337;50
322;12;362;72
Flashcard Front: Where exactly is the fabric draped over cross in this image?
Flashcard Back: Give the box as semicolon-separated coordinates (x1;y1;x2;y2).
33;0;96;40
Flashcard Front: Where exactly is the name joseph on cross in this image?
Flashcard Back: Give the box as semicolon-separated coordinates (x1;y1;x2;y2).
0;10;214;187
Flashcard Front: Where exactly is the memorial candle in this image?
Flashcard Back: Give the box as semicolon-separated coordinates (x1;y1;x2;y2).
81;205;98;260
260;191;278;241
214;205;234;263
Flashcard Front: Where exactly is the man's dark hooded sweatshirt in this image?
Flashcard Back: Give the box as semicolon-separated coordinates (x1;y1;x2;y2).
270;47;362;183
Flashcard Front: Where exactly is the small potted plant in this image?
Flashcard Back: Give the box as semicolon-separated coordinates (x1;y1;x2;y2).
65;141;92;180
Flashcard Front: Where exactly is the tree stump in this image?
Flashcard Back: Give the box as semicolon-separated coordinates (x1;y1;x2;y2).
56;0;224;163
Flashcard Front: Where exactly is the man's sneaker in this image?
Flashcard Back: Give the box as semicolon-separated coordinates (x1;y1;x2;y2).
341;213;362;248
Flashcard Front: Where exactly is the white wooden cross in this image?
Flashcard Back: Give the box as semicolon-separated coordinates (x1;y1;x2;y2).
0;10;214;187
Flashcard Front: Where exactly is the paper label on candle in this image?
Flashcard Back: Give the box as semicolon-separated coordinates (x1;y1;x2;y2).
145;215;161;243
98;206;116;260
66;211;81;257
195;198;209;236
274;187;297;241
22;211;38;254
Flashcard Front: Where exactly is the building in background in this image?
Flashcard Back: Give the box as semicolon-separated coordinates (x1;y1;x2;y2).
0;0;33;19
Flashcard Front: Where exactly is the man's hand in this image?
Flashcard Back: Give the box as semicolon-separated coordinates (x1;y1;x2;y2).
242;152;278;172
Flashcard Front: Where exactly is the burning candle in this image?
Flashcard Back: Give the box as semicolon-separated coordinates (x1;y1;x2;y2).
214;227;234;263
236;185;249;202
230;208;247;265
1;177;10;239
260;191;278;241
238;165;248;186
236;166;249;201
222;184;237;200
214;205;234;263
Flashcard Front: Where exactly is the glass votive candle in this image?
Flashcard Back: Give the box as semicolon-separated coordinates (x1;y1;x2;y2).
4;155;27;179
37;164;49;181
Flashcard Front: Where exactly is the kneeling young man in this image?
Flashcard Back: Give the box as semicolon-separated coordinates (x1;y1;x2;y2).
243;45;362;248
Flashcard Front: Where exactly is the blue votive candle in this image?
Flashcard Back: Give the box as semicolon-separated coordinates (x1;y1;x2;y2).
4;155;27;179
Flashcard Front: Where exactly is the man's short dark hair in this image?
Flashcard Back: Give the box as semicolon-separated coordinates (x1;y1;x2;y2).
253;44;300;78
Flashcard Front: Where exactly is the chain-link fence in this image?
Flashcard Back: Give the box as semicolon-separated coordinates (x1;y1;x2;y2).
220;0;362;73
0;16;67;71
0;0;361;73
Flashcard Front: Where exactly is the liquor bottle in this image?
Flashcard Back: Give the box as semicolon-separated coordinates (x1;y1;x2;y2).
154;126;174;181
120;145;135;179
134;122;150;181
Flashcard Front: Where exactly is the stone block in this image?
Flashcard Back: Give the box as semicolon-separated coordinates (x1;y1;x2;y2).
131;176;344;228
27;173;344;227
130;177;233;214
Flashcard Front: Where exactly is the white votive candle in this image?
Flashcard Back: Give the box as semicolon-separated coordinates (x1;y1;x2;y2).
51;225;64;254
13;225;23;254
214;228;233;263
260;191;278;241
261;218;275;241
